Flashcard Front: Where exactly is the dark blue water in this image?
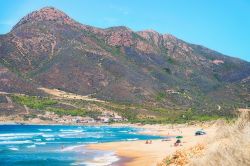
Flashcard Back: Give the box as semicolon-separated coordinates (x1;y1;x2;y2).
0;125;162;166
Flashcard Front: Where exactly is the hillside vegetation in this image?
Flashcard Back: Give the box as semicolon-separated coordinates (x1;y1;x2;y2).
9;93;229;124
0;7;249;119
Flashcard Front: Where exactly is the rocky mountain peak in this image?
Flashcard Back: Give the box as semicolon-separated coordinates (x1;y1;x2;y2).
105;26;134;47
137;30;162;46
1;7;249;113
13;7;75;29
106;26;132;32
140;29;160;35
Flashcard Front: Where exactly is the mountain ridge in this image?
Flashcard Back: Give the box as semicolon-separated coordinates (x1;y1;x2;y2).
9;7;248;63
0;7;249;116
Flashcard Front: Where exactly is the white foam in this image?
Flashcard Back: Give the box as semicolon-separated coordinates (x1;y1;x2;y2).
0;133;42;137
60;129;84;133
0;135;35;140
38;129;52;132
0;140;32;144
126;138;138;141
27;144;36;148
118;130;128;133
105;131;112;133
0;133;43;141
61;145;86;152
83;132;103;138
34;142;46;145
84;141;98;144
45;138;55;141
9;147;19;151
74;152;119;166
42;134;54;138
88;135;102;138
58;133;80;138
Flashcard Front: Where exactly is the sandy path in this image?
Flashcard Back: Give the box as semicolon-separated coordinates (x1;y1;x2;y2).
38;87;104;102
88;125;217;166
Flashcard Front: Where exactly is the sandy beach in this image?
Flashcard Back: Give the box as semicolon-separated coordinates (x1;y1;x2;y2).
88;124;217;166
0;117;218;165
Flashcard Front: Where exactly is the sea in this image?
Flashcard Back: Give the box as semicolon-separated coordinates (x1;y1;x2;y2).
0;125;162;166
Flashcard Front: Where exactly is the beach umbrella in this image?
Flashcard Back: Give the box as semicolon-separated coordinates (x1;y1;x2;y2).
176;136;183;139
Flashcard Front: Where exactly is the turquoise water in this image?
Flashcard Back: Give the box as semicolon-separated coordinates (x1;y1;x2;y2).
0;125;162;166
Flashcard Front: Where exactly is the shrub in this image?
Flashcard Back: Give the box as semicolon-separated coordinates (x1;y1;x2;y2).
12;95;57;109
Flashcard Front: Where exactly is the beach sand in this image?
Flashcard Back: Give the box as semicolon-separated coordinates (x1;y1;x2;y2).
88;124;217;166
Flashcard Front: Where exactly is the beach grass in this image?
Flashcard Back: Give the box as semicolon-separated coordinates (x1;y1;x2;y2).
189;110;250;166
158;109;250;166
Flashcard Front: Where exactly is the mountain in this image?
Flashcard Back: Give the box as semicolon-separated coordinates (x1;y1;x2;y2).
0;7;249;116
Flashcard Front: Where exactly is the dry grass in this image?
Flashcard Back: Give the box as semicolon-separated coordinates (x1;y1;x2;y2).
158;109;250;166
189;109;250;166
157;144;205;166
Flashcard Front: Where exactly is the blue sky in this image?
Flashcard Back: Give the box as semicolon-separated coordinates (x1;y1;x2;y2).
0;0;249;61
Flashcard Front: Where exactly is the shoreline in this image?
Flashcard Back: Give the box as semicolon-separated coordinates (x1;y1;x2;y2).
0;121;218;166
112;156;134;166
87;124;217;166
0;120;213;129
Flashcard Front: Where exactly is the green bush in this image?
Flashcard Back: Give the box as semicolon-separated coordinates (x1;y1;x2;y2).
47;108;86;116
12;95;57;109
156;92;167;101
47;107;101;118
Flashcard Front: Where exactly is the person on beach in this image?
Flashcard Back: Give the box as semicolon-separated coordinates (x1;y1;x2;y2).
174;139;181;146
145;140;152;144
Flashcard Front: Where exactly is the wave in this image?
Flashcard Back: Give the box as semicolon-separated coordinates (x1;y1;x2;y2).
27;144;36;148
8;147;19;151
88;135;102;138
78;141;98;144
118;130;128;133
58;133;81;138
34;142;46;145
75;152;119;166
126;138;138;141
0;136;24;140
82;132;103;138
61;145;86;152
0;133;43;142
59;129;84;133
42;134;54;138
38;129;52;132
45;138;55;141
59;132;103;139
0;140;32;144
0;135;35;140
0;133;42;137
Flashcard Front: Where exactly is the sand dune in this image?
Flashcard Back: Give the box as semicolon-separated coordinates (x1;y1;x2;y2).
189;109;250;166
